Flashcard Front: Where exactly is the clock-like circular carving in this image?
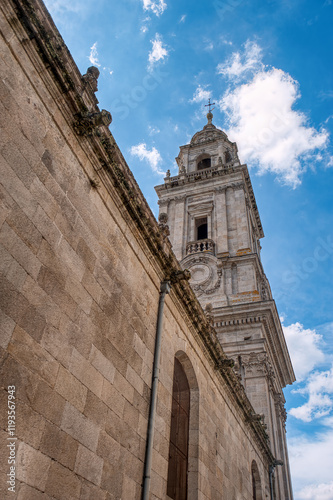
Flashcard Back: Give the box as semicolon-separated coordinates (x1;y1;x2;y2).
188;263;212;285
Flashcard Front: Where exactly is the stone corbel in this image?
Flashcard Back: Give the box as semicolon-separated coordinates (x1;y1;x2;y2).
216;357;235;370
247;413;262;423
74;109;112;136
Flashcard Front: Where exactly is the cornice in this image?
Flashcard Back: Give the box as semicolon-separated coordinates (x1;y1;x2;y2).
213;301;295;387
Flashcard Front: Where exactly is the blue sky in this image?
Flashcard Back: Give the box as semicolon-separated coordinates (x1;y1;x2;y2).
44;1;333;498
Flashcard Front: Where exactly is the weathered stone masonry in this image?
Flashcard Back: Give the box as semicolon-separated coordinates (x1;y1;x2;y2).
0;1;291;499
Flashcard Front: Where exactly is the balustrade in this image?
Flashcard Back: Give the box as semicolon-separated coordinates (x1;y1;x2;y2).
186;239;215;255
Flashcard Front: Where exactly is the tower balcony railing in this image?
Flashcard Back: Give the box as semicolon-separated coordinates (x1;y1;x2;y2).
186;238;215;255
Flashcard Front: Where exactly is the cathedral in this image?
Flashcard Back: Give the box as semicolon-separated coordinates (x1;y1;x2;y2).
0;0;294;499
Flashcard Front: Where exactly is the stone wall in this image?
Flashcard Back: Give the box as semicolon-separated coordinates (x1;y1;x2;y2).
0;1;273;499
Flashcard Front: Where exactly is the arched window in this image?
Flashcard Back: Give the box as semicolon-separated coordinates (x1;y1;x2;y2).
195;217;208;241
167;358;190;500
197;154;211;170
251;461;263;500
224;150;232;163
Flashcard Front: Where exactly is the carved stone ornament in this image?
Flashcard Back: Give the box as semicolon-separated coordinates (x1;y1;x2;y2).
157;198;171;207
183;255;222;296
241;352;275;380
204;303;214;325
229;181;244;190
158;223;170;238
174;195;186;202
74;110;112;136
82;66;100;92
260;280;268;301
176;157;186;174
214;186;227;194
158;212;168;224
158;213;170;237
190;127;227;146
274;393;287;427
256;273;271;301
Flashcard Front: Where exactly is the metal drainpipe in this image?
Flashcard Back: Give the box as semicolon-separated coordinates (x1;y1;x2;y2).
269;460;283;500
142;280;171;500
269;465;274;500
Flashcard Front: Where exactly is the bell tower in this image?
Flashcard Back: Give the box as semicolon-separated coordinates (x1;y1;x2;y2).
155;112;295;499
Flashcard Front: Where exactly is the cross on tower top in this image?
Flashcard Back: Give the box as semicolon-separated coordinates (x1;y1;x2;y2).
205;98;215;113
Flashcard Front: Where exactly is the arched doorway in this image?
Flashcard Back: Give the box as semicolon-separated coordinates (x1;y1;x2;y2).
197;154;211;170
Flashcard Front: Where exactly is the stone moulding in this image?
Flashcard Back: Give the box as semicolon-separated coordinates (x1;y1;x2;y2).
213;301;295;389
5;0;275;463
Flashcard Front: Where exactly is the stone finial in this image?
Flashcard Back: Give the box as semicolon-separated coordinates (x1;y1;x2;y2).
206;111;213;125
82;66;100;92
205;98;215;125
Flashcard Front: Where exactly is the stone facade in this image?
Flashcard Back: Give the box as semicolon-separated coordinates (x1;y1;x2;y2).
0;1;293;499
155;114;295;499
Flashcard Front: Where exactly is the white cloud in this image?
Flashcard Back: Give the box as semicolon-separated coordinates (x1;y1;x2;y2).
218;41;329;187
190;85;212;104
143;0;166;17
148;34;168;70
148;125;160;135
44;0;83;14
217;40;263;80
179;14;186;23
289;430;333;499
289;366;333;422
140;15;151;33
88;42;101;67
130;143;164;175
202;38;214;51
298;482;333;500
283;322;325;381
221;38;233;46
